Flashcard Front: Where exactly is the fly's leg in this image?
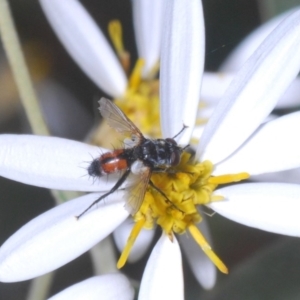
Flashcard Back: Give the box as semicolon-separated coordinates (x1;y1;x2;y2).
149;180;185;214
76;169;131;219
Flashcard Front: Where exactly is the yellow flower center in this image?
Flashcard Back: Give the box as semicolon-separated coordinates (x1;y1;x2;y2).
117;152;250;274
114;62;161;139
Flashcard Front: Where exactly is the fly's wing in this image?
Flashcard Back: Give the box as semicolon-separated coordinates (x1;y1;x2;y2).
99;97;143;144
124;167;151;215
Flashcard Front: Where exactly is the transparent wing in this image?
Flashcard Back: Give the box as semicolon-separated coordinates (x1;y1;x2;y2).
99;97;143;142
124;167;151;215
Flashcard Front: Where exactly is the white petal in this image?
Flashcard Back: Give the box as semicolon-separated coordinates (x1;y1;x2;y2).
160;0;205;144
220;7;300;111
200;74;296;114
0;192;129;282
252;167;300;184
277;77;300;108
39;0;127;97
214;112;300;175
132;0;164;77
202;72;300;110
197;9;300;163
0;134;117;192
113;218;155;263
197;103;216;121
48;274;134;300
220;8;297;71
191;125;205;142
201;72;234;105
139;234;183;300
179;217;216;290
209;183;300;236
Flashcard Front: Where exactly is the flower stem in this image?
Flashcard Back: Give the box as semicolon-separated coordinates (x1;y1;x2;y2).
26;272;54;300
0;0;49;135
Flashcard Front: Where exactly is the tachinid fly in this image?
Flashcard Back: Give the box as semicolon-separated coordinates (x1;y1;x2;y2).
77;97;187;218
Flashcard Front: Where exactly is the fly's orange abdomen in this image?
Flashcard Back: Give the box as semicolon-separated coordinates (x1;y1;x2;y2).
100;150;128;174
88;149;128;177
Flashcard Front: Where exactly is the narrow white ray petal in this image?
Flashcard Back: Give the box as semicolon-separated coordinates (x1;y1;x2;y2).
277;77;300;108
192;125;205;142
214;112;300;175
201;72;300;109
192;103;216;141
220;8;297;71
202;73;300;110
0;134;116;192
197;9;300;163
201;72;234;105
160;0;205;144
179;218;216;290
209;183;300;236
138;234;183;300
220;7;300;111
132;0;164;77
48;274;134;300
39;0;127;97
113;218;155;263
252;168;300;184
0;192;129;282
197;103;215;121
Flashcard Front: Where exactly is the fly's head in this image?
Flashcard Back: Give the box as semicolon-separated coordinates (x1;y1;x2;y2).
164;138;187;167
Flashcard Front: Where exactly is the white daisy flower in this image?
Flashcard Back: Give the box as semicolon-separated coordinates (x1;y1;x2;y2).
1;1;300;299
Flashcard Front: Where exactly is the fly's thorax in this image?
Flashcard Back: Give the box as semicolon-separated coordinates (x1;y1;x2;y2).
134;138;182;168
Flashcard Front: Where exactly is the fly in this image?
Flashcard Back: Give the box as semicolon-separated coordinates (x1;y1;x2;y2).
76;97;188;218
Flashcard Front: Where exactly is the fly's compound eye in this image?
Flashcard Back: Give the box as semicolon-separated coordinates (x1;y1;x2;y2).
170;151;181;166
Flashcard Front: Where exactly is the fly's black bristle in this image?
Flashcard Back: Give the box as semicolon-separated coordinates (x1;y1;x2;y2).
88;159;102;177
